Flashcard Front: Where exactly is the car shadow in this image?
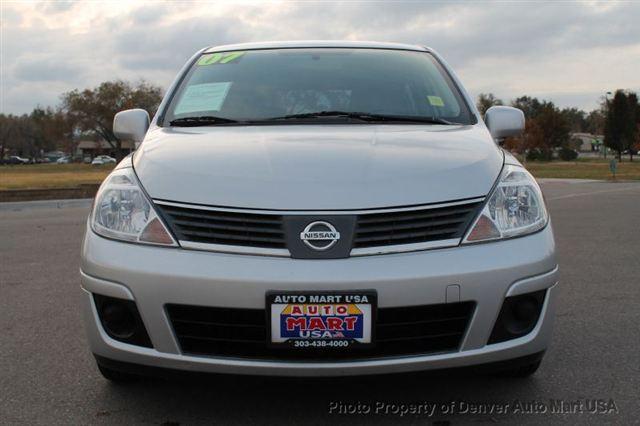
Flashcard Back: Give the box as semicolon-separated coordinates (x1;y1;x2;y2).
95;367;543;425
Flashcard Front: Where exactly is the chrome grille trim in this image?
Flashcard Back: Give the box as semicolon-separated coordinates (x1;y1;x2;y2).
153;198;485;216
154;198;484;257
179;241;291;257
350;238;461;257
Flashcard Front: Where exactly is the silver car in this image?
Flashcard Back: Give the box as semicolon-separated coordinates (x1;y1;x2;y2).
81;41;557;382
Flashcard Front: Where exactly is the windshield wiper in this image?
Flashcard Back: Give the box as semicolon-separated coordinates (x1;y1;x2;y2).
169;112;458;126
264;111;457;125
169;116;239;126
265;111;371;122
360;113;456;125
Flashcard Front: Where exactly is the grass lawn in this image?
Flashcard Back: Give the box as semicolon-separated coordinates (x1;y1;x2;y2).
0;163;115;190
524;158;640;181
1;158;639;191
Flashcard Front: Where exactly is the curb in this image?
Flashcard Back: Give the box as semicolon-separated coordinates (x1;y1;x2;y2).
0;184;100;203
536;178;604;184
0;198;93;212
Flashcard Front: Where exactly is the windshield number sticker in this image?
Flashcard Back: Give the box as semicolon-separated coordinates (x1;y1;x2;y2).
197;51;245;66
428;95;445;107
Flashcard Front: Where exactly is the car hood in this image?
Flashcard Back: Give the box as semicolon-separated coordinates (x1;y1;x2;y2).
134;125;503;210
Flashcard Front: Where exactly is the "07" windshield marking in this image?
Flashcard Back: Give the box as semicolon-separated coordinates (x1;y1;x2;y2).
197;51;245;66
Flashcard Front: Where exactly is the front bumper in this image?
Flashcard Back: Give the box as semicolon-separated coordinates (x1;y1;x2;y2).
81;224;558;377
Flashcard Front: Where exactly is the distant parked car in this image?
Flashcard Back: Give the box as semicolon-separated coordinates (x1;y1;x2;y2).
94;155;117;164
91;158;105;166
44;151;67;163
56;156;71;164
4;156;30;165
84;156;92;164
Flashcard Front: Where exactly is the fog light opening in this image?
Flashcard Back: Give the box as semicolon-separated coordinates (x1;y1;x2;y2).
489;289;546;344
505;296;541;335
100;302;137;339
93;294;153;348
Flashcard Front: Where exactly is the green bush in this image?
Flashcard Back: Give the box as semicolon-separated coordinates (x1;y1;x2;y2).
526;149;553;161
559;147;578;161
525;149;540;161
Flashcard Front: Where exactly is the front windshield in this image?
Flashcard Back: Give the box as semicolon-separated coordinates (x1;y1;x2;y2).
162;48;475;125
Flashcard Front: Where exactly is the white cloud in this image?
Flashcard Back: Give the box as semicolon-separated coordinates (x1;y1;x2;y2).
1;0;639;114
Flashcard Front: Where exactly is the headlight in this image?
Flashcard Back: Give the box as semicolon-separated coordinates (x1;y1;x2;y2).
91;168;177;246
463;164;548;243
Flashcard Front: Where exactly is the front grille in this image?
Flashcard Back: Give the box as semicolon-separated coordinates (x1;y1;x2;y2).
167;302;475;361
157;204;286;249
354;201;482;248
156;199;482;254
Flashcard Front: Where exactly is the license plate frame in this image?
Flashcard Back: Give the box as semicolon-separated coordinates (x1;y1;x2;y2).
266;290;377;349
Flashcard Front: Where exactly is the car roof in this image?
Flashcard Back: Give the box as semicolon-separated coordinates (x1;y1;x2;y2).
204;40;431;53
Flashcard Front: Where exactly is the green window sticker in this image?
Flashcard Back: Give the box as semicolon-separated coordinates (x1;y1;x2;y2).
428;95;445;107
219;51;245;63
174;82;232;114
197;51;245;66
197;53;223;66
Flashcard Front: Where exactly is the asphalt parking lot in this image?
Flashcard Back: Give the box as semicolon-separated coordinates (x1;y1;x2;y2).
1;180;639;425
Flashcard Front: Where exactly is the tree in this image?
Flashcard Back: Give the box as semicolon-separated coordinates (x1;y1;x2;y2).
519;117;545;159
0;114;38;158
476;93;503;116
604;90;638;161
635;99;640;156
536;101;571;152
30;107;75;156
511;96;543;118
0;108;76;160
585;108;605;135
61;80;162;159
627;92;638;162
561;107;587;133
508;97;570;160
0;114;14;159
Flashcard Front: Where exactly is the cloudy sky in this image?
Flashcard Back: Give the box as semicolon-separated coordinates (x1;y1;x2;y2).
1;0;639;114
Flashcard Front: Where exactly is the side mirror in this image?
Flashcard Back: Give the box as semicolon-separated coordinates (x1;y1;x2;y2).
113;109;150;148
484;106;525;140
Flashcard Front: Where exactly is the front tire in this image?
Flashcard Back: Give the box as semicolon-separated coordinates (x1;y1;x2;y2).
97;364;139;383
493;359;542;378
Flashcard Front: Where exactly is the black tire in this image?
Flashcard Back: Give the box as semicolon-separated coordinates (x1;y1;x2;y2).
493;360;542;378
97;364;139;383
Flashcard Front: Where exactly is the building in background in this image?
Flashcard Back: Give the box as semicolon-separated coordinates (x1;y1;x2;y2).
570;133;603;152
75;140;135;160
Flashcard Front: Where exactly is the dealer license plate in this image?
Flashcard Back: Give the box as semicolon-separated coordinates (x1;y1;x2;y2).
268;291;376;349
